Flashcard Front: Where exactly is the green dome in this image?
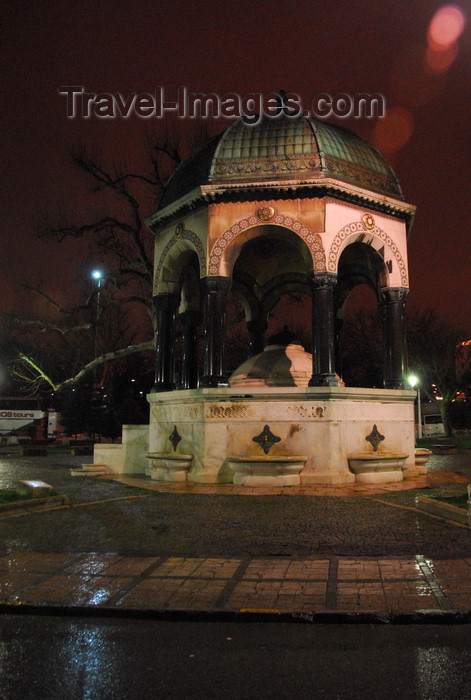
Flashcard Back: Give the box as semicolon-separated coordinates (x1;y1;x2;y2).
159;115;402;210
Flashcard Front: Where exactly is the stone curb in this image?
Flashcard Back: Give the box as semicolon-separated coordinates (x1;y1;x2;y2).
417;495;471;527
2;602;471;625
0;495;69;515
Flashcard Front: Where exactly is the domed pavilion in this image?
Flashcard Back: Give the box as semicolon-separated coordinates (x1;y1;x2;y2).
145;114;418;486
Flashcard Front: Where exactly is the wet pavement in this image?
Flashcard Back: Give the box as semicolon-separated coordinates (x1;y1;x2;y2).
2;448;471;621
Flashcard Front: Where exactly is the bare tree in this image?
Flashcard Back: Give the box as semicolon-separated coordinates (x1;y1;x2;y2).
406;307;469;436
10;125;210;395
338;305;470;436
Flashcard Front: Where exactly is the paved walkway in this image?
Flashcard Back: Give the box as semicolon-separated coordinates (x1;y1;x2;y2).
2;466;471;621
2;549;471;621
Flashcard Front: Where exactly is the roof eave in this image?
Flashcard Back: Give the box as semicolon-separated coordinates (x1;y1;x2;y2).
147;178;416;231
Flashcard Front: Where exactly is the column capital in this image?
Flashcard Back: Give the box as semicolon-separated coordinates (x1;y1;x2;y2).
153;292;181;310
380;287;409;305
308;271;337;290
202;276;232;293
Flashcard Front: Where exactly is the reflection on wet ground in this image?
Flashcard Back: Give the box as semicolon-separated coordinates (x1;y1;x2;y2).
1;447;471;620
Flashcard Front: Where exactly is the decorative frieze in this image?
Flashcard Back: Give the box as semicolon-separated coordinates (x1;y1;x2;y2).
207;403;251;419
286;405;325;419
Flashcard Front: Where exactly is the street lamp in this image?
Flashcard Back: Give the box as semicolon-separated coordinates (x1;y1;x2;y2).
91;270;103;359
408;374;422;441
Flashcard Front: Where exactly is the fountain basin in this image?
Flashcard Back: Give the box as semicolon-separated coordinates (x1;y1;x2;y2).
147;453;193;482
347;453;408;484
415;448;432;474
228;455;307;487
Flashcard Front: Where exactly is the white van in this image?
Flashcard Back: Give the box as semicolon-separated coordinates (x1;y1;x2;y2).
421;413;445;437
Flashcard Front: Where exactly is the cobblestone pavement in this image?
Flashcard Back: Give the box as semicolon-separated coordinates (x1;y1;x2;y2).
2;449;471;619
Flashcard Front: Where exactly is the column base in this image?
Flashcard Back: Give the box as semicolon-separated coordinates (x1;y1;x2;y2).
383;380;405;390
201;376;229;388
152;382;175;392
309;374;340;387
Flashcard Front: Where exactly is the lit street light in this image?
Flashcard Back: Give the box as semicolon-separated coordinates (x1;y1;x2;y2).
90;270;104;442
408;374;422;441
91;270;103;359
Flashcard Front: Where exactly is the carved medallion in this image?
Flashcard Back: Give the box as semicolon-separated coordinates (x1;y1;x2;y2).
253;424;281;454
257;206;275;222
366;424;385;452
169;425;182;451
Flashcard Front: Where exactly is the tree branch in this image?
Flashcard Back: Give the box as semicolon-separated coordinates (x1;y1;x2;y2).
14;341;155;393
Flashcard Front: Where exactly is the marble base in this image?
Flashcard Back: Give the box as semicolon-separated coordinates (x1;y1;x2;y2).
94;424;149;474
148;387;416;486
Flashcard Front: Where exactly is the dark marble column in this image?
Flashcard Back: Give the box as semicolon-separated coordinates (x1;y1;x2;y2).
153;293;180;392
380;287;409;390
246;318;267;357
308;272;339;387
179;310;201;389
334;315;344;382
201;276;231;388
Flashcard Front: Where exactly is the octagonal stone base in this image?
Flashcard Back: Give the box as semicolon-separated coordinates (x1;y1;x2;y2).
148;386;415;486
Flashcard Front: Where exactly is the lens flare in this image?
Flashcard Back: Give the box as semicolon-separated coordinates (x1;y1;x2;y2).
424;42;458;74
428;4;466;51
373;106;414;154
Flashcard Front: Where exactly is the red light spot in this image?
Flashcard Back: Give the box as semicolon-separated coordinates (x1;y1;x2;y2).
373;107;414;154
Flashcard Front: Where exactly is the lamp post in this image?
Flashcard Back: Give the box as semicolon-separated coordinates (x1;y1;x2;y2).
408;375;422;441
90;270;104;442
91;270;103;360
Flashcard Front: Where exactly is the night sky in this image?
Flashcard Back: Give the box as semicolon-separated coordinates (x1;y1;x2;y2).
2;0;471;329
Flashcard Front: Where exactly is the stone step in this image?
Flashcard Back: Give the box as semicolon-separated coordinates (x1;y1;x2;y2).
70;464;109;477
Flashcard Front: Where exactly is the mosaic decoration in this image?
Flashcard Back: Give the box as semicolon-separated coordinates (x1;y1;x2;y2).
155;228;206;293
208;213;326;275
365;424;385;452
324;155;399;197
212;154;321;179
169;425;182;452
208;404;250;419
253;424;282;454
286;405;324;419
327;218;408;287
